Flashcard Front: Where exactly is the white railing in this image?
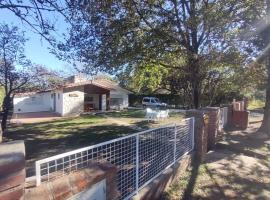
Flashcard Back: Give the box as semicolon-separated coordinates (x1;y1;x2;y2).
35;117;195;200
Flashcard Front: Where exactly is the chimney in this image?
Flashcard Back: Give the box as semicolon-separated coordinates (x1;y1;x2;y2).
65;74;86;84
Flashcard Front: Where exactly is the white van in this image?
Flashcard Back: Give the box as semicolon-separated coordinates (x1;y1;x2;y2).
142;97;167;108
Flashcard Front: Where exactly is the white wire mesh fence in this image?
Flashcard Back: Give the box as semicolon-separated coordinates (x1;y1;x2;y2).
35;117;194;200
219;107;228;129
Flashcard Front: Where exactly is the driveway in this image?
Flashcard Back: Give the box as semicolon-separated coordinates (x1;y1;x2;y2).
11;112;62;124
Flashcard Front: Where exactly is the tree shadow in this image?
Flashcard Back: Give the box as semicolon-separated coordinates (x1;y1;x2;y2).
182;156;202;200
5;123;137;177
176;123;270;200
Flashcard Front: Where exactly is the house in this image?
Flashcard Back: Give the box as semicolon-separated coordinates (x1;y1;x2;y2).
13;75;132;116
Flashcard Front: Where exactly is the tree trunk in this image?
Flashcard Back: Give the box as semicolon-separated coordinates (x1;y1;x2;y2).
259;56;270;134
1;95;11;134
258;0;270;134
193;84;200;108
0;128;2;143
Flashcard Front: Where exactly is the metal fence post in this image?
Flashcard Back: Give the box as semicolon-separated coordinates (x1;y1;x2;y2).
136;134;139;193
36;161;41;186
191;117;195;150
174;124;177;164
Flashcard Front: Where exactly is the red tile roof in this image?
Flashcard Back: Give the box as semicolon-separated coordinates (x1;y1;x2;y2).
14;79;132;97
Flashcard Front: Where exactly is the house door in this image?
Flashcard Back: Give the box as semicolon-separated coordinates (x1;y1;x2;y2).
53;93;56;112
101;94;106;111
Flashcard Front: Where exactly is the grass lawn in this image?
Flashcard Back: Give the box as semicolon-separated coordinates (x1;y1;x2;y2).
248;99;265;110
6;109;184;176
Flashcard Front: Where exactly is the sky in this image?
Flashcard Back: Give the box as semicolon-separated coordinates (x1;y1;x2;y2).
0;8;72;73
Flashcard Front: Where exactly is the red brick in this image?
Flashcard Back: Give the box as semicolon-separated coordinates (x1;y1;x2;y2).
0;186;24;200
0;169;25;192
0;141;25;175
50;176;73;200
24;183;52;200
68;170;89;194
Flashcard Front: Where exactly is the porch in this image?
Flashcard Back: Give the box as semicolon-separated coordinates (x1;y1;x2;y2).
83;84;110;112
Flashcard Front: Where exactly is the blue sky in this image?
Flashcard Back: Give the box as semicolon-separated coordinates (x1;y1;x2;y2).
0;9;72;73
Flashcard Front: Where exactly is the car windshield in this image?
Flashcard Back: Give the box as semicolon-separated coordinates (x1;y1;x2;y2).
154;98;160;103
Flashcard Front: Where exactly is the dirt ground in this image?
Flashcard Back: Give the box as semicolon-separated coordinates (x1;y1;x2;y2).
164;112;270;200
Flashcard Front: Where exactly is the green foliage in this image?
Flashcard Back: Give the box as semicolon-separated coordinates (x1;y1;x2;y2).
57;0;260;107
248;99;265;110
131;64;168;93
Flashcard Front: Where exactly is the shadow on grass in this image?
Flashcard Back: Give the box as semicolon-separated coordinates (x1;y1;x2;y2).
6;122;137;177
164;124;270;200
182;157;202;200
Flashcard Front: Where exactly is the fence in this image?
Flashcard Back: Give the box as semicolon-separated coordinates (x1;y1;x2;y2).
219;107;228;129
35;117;195;200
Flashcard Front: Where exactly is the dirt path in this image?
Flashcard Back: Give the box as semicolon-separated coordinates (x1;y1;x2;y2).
165;113;270;200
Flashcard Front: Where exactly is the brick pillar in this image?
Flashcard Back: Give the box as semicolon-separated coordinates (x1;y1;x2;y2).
201;107;220;151
186;110;209;159
0;140;25;200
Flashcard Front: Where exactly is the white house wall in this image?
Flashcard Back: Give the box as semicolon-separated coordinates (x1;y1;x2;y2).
55;90;64;116
13;92;51;113
62;86;84;116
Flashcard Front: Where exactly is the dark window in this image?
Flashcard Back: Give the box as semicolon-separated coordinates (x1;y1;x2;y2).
58;93;60;99
143;98;150;103
85;96;94;102
111;98;123;106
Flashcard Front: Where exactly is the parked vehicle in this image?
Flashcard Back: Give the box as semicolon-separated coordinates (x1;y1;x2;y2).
142;97;167;108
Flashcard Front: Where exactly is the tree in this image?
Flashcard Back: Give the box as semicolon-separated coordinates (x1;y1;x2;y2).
117;63;168;94
58;0;250;108
28;65;64;90
239;0;270;134
0;0;69;43
0;24;31;141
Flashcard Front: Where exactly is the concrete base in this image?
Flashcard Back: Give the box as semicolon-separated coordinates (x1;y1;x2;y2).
132;154;193;200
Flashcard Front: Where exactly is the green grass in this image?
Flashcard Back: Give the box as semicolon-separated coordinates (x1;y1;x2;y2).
6;114;138;176
248;99;265;110
6;110;185;176
163;164;209;200
105;109;145;118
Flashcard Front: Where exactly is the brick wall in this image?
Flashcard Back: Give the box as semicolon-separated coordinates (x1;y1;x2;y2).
202;107;220;151
25;162;119;200
0;141;25;200
186;110;209;158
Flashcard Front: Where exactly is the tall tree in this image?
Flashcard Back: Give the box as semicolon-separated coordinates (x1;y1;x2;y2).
0;24;31;140
58;0;249;108
258;0;270;134
240;0;270;134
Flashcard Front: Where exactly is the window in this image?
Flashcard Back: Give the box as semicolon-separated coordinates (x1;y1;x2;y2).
143;98;150;103
111;98;123;106
58;93;60;99
84;96;94;102
51;94;54;98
